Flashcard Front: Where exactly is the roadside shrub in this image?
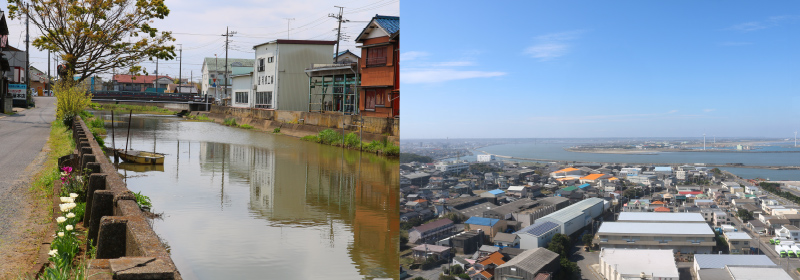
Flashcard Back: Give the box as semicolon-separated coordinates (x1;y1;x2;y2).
300;135;319;142
54;80;92;122
273;127;281;133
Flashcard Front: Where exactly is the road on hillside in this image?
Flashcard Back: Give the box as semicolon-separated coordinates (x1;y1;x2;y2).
0;96;56;277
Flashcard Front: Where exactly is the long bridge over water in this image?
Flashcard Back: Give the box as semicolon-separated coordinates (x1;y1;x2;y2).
91;90;212;111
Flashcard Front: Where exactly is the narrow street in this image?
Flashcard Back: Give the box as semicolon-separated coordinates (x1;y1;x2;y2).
0;96;56;277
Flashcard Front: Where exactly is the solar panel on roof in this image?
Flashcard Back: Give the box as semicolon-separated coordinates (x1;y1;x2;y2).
518;221;558;236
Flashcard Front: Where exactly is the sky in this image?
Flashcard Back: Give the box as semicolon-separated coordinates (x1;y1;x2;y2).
401;1;800;139
1;0;398;81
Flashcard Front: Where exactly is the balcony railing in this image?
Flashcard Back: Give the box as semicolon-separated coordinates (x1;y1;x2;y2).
366;57;386;66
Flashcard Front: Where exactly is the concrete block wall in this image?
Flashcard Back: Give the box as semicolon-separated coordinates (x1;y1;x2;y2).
209;105;399;137
63;117;181;280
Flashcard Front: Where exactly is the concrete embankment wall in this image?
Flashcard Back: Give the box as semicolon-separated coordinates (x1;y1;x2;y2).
203;105;399;144
93;100;192;111
60;117;181;280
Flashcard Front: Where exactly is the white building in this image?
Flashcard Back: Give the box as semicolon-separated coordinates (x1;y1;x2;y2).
776;225;800;241
616;212;706;223
231;68;254;108
434;161;469;173
252;39;336;111
596;222;716;254
538;198;605;236
693;254;788;280
477;154;495;162
599;249;679;280
201;58;254;103
516;221;560;249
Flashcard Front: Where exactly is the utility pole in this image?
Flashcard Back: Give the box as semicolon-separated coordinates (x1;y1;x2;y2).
25;3;30;104
222;28;236;103
284;18;295;39
47;50;50;93
155;58;159;90
329;6;346;63
178;44;182;86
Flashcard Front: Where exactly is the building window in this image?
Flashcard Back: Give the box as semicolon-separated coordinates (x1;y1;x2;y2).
235;92;248;104
258;59;265;71
255;91;273;109
365;89;376;110
366;47;387;66
267;57;274;63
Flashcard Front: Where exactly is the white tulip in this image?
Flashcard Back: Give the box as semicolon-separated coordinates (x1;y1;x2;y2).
48;249;58;257
56;217;66;224
65;225;73;231
57;232;64;237
69;193;79;198
66;213;75;218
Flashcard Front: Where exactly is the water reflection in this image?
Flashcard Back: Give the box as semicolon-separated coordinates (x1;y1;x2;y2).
96;112;398;280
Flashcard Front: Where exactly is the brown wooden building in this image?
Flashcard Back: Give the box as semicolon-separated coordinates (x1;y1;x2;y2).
355;15;399;118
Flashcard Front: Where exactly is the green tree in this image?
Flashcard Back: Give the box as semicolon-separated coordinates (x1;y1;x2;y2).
582;233;595;248
449;264;463;275
737;209;754;221
547;233;571;256
558;257;582;280
8;0;176;82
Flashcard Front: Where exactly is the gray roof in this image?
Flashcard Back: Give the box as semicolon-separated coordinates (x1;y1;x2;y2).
617;212;706;223
727;266;792;280
723;232;752;240
697;269;734;280
538;197;604;224
694;254;777;269
403;172;431;180
598;222;714;236
493;233;518;243
203;57;255;72
485;198;538;216
457;202;497;218
496;247;559;274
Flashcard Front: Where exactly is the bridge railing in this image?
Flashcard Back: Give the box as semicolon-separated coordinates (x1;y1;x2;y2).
92;90;206;102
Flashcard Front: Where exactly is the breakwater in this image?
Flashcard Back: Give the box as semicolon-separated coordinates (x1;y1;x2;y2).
60;117;180;279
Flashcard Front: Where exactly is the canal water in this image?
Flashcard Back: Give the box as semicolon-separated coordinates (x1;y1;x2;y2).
96;112;399;280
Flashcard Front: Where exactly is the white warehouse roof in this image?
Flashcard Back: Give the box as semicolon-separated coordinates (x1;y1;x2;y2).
598;222;714;236
617;212;706;223
694;254;776;269
539;198;604;224
600;249;679;278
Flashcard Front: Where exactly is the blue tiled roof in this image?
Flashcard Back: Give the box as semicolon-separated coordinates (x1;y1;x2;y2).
465;216;500;227
488;189;504;195
374;15;399;35
517;221;559;237
577;184;591;189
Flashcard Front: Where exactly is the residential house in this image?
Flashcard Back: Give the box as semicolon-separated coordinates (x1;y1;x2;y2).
465;217;506;242
437;230;484;254
201;57;254;102
493;248;560;280
252;40;334;111
28;66;49;96
493;233;520;248
776;225;800;241
411;244;450;261
355;14;399;118
333;49;359;64
231;67;253;108
408;218;455;244
506;186;527;198
467;251;505;280
723;232;752;254
113;74;173;92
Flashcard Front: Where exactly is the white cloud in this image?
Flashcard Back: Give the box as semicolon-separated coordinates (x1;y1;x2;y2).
401;51;429;62
668;110;678;114
704;108;716;112
403;69;506;84
524;30;584;61
729;21;765;32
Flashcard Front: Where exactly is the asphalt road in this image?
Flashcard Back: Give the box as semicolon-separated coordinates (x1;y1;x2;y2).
0;96;56;276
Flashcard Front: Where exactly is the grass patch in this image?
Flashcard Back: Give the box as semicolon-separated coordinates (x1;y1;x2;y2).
31;120;75;197
300;129;399;157
239;124;254;129
90;103;178;115
223;118;237;127
186;113;211;121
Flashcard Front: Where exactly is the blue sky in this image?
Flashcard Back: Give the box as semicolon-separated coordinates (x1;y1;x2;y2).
401;1;800;139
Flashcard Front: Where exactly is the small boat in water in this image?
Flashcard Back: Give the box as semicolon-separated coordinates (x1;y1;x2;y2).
117;149;165;165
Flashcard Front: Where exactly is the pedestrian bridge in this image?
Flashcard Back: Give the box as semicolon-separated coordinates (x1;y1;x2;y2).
91;90;211;111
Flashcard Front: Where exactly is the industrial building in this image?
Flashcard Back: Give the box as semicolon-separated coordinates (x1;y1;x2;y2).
616;212;706;223
596;222;715;253
599;249;679;280
537;197;606;236
693;254;790;280
516;221;561;250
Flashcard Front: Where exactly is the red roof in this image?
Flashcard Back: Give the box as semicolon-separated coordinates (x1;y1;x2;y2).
679;191;703;195
113;74;173;84
412;218;453;234
654;206;671;212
